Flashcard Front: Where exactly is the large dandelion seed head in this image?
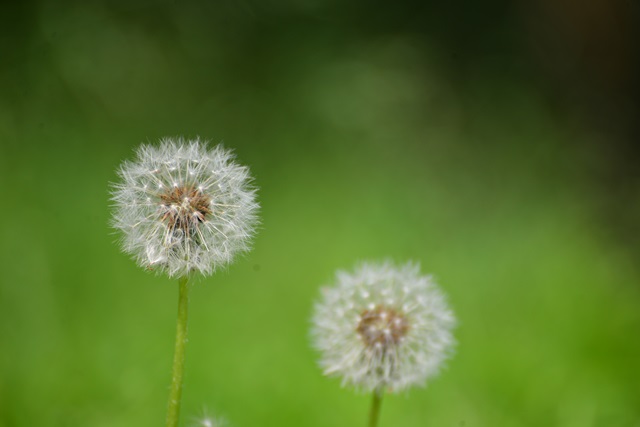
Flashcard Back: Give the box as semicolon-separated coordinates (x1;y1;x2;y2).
312;261;456;393
111;137;259;277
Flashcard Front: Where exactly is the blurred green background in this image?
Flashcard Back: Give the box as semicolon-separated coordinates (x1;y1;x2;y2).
1;1;639;426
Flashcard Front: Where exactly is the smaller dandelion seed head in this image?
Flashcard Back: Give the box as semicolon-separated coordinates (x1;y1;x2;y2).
311;261;456;393
110;137;259;277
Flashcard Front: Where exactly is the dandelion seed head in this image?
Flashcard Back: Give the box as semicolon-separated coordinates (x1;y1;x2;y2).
189;407;228;427
311;261;456;393
111;137;259;277
191;414;227;427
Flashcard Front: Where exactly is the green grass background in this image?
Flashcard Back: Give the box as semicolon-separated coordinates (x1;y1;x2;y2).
1;1;639;426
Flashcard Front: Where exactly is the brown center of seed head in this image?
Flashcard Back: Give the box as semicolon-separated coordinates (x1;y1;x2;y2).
159;185;212;231
356;305;409;348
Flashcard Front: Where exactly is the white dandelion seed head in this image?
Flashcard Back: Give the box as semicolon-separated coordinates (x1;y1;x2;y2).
190;409;228;427
189;406;229;427
191;416;228;427
111;137;259;277
311;261;456;393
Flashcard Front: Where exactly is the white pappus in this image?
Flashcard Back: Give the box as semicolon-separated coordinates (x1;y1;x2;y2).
111;137;259;277
311;261;456;393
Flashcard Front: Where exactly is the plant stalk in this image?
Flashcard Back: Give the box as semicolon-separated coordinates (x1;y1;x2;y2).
369;388;384;427
166;275;191;427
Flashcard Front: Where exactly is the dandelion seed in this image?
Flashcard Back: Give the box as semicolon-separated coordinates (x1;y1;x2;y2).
111;137;259;277
311;261;456;393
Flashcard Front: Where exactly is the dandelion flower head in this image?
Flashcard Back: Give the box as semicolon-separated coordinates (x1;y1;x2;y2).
312;261;456;393
111;137;258;277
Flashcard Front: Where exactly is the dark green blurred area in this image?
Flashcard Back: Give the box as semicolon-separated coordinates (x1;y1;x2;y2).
1;1;639;426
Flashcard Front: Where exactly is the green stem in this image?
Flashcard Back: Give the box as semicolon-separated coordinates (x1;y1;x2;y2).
166;275;191;427
369;389;384;427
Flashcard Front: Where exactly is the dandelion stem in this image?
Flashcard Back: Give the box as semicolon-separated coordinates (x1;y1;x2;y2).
166;275;190;427
368;389;384;427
